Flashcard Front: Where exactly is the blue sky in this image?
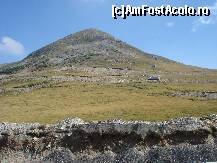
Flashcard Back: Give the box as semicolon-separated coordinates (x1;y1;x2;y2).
0;0;216;69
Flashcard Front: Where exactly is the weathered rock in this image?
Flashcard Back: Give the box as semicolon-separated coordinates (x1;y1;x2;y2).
1;115;217;162
171;91;217;100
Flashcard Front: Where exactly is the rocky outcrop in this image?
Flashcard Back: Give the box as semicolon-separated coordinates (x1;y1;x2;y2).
171;91;217;100
1;116;217;162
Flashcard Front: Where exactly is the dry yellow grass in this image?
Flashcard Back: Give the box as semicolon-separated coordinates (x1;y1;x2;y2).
0;81;217;123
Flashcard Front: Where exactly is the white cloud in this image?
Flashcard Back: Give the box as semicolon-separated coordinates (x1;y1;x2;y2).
192;1;217;32
0;37;25;56
165;22;175;27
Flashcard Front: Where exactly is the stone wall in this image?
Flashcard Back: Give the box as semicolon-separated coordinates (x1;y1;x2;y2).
1;116;217;162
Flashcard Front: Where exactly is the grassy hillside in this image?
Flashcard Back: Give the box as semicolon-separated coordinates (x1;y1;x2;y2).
1;74;217;123
0;29;217;123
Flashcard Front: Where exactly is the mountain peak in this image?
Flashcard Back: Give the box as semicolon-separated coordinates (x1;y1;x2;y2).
75;28;111;36
78;28;106;33
0;28;201;74
63;28;114;43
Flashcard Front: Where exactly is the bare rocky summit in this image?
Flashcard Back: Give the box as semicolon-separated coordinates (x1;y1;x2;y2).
1;115;217;162
0;28;216;86
0;28;202;75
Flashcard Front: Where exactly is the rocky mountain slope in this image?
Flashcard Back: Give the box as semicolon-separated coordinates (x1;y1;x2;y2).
0;28;217;124
0;28;206;74
1;115;217;162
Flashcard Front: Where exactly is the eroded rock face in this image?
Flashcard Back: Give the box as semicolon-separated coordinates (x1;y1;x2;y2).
1;115;217;162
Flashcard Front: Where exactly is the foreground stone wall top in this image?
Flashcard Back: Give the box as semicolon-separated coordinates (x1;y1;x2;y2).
1;115;217;162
